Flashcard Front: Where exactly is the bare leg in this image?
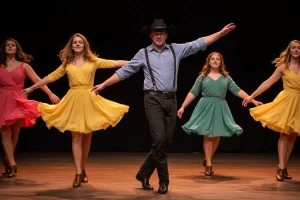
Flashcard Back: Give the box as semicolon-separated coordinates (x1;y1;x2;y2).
1;126;16;167
277;133;289;169
81;132;92;170
72;132;83;174
11;120;21;151
284;132;298;168
212;136;221;158
203;136;213;166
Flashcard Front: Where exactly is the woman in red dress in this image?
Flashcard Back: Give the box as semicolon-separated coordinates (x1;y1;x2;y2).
0;38;60;177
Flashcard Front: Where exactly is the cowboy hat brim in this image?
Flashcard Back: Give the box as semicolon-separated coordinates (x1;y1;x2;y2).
141;25;176;37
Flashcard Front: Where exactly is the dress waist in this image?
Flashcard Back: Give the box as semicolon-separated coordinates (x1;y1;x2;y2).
283;88;300;94
202;96;225;101
0;85;23;91
70;85;93;89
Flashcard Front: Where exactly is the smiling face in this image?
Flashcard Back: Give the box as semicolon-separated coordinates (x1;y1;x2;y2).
150;31;168;49
289;41;300;59
208;53;222;70
72;36;84;54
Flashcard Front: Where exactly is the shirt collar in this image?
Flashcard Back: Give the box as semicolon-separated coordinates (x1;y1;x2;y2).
149;43;169;52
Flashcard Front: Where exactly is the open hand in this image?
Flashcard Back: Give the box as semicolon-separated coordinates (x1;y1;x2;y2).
220;23;236;36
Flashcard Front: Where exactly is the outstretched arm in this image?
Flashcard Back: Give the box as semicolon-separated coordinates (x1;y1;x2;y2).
204;23;236;46
24;64;60;103
92;50;144;93
227;75;262;106
237;90;262;106
113;60;129;68
22;76;51;96
242;65;284;107
173;23;236;60
92;73;121;93
95;58;129;69
22;64;66;97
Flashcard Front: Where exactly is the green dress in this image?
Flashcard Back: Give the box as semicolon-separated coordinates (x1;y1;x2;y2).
182;75;243;137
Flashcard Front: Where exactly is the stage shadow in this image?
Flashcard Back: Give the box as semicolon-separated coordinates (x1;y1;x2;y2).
33;184;115;199
180;174;240;184
0;177;45;188
117;192;201;200
34;185;204;200
242;181;300;192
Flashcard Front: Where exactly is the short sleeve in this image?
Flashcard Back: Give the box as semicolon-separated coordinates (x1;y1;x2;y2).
227;76;241;96
190;75;203;97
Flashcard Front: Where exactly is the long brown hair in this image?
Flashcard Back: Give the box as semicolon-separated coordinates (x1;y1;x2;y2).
272;40;300;68
199;52;229;80
58;33;97;67
0;38;33;67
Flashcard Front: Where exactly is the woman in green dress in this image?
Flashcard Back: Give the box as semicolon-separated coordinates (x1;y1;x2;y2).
177;52;262;176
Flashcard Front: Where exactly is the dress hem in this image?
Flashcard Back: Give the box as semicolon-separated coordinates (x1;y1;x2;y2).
39;107;129;134
250;112;300;135
182;127;243;138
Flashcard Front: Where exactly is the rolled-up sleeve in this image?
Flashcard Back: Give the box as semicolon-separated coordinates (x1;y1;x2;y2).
116;49;144;80
172;37;207;60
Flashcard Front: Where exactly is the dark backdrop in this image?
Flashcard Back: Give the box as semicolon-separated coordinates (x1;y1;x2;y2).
1;0;300;153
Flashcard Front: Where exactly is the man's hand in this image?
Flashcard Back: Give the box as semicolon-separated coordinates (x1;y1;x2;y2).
220;23;236;36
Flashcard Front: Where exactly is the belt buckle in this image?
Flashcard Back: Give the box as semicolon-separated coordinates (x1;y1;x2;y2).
162;92;169;99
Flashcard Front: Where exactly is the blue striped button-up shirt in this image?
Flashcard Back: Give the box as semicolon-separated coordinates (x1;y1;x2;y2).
116;37;207;92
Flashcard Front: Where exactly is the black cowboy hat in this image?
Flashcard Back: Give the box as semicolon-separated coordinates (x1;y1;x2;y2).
141;19;176;36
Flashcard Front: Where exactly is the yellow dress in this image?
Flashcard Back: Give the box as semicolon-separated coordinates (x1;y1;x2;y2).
250;69;300;135
38;57;129;134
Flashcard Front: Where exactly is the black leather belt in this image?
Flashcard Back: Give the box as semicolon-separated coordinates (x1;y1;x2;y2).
145;90;176;99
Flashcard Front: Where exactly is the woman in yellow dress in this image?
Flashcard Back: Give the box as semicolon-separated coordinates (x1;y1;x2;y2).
22;33;129;187
242;40;300;181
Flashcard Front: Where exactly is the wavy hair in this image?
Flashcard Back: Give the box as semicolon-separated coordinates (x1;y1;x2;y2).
272;40;300;68
199;52;229;80
0;38;33;67
58;33;98;67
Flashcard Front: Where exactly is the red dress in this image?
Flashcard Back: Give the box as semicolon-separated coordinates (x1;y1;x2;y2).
0;63;41;128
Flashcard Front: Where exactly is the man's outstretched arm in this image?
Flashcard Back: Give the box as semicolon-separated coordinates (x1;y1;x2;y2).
92;73;121;93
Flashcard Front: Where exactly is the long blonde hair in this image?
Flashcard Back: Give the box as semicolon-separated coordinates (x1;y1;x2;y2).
199;52;229;80
58;33;97;67
272;40;300;68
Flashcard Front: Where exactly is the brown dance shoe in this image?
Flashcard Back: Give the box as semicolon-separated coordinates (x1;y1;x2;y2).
81;169;88;183
205;166;213;176
73;174;82;188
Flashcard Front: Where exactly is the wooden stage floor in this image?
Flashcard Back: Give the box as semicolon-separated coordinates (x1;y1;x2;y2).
0;152;299;200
